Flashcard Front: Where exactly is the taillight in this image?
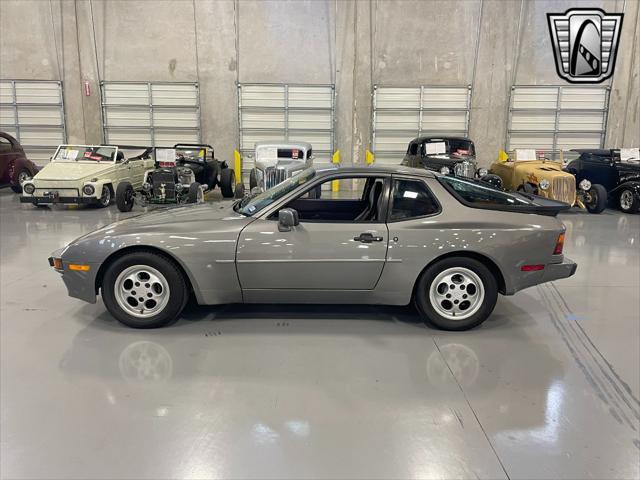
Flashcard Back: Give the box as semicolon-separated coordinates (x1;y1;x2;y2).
554;232;565;255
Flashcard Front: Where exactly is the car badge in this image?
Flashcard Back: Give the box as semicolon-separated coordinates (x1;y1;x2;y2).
547;8;623;83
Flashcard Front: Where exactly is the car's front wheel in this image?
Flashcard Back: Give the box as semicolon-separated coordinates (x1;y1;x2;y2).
415;257;498;331
102;251;188;328
585;184;607;214
96;185;112;208
11;169;32;193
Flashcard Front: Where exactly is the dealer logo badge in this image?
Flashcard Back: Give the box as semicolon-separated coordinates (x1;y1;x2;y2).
547;8;623;83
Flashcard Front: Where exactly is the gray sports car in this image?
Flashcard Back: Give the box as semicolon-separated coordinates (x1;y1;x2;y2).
49;165;577;331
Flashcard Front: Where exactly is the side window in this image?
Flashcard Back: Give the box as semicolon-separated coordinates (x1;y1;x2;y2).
0;136;12;153
408;142;418;155
439;175;533;206
280;176;387;223
390;179;440;221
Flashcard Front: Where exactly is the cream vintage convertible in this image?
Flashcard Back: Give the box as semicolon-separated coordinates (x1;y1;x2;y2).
21;144;154;207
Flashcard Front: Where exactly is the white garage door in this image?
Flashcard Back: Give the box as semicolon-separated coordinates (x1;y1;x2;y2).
101;82;201;147
508;86;610;160
0;80;66;164
238;83;335;168
372;85;472;165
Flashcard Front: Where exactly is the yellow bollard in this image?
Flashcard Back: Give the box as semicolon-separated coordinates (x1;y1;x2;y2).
234;149;242;183
331;150;340;192
365;149;375;165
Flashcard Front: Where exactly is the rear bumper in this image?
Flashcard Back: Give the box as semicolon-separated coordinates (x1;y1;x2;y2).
541;257;577;283
21;196;96;205
506;257;577;295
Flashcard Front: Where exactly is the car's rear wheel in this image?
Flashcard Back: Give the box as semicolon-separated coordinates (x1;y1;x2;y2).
116;181;135;212
102;251;188;328
11;169;31;193
415;257;498;331
585;184;607;214
618;188;639;213
219;168;235;198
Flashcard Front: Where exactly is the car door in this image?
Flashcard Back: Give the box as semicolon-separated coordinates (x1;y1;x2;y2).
236;174;390;290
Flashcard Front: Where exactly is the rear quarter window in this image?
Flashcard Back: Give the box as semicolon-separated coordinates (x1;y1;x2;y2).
439;175;534;207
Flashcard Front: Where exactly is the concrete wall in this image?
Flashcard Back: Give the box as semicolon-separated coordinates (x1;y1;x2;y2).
1;0;638;166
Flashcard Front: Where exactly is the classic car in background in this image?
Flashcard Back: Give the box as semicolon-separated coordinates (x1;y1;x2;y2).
115;145;219;212
115;146;206;212
401;136;502;188
20;144;154;207
490;149;607;214
248;141;314;191
49;166;576;332
0;131;39;193
172;143;236;198
565;148;640;214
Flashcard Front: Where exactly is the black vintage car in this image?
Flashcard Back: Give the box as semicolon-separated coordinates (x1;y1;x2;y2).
172;143;236;197
565;149;640;213
401;136;502;188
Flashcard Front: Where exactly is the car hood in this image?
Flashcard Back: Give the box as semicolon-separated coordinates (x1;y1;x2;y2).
84;200;247;237
34;162;115;181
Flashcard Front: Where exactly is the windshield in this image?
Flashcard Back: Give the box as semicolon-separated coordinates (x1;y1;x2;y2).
176;147;206;163
53;145;116;163
424;139;475;157
236;167;316;216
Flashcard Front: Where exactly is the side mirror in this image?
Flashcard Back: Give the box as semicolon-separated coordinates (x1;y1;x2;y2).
278;208;299;232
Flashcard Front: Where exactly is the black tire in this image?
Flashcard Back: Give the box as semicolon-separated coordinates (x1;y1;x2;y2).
234;182;245;199
414;257;498;331
219;168;235;198
10;169;31;193
187;182;203;203
96;185;112;208
116;182;135;212
102;251;189;328
618;188;640;213
207;160;220;190
249;168;258;190
585;184;607;214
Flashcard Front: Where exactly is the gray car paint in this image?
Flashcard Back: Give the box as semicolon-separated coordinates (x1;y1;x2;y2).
53;166;576;307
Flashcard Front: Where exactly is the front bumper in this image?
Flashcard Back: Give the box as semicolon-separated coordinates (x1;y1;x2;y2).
21;195;96;205
49;250;99;304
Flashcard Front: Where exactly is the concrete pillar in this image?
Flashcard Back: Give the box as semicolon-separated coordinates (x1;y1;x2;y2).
606;0;639;148
193;0;240;164
469;0;523;167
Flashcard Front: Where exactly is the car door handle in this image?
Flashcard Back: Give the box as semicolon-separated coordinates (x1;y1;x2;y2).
354;232;384;243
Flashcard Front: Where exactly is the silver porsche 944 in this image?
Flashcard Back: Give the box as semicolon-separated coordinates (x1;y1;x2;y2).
49;166;576;331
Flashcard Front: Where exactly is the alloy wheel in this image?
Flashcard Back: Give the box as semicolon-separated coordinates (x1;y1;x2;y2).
114;265;171;319
428;267;485;321
620;190;633;211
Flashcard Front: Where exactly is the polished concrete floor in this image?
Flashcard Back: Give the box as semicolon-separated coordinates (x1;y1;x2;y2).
1;189;639;480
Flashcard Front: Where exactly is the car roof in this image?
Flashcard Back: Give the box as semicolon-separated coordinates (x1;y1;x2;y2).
255;141;313;150
572;148;615;156
314;164;436;178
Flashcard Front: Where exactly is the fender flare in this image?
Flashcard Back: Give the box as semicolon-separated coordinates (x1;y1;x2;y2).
609;181;640;199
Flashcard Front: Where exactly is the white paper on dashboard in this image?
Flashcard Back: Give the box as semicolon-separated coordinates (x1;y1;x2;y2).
425;142;446;155
620;148;640;161
156;149;176;165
